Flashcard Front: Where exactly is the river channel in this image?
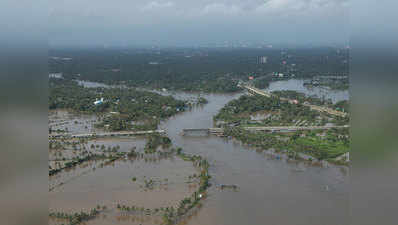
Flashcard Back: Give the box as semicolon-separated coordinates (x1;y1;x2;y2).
264;79;349;103
160;92;348;225
60;80;349;225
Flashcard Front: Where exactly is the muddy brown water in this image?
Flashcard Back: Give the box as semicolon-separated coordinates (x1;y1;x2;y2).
50;157;198;211
265;79;349;103
49;110;103;135
159;93;349;225
50;83;349;225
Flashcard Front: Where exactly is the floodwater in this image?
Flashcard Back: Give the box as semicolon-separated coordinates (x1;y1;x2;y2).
160;92;349;225
50;157;198;212
49;153;200;225
76;78;349;103
49;110;103;135
75;80;127;89
50;80;349;225
265;79;349;103
49;111;201;225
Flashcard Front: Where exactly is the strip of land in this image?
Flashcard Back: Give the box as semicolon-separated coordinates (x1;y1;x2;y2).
241;84;347;117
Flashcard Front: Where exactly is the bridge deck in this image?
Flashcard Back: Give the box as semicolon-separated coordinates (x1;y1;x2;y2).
49;130;165;138
182;128;211;132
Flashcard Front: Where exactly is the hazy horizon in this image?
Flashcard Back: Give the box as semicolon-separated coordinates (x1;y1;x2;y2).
49;0;349;47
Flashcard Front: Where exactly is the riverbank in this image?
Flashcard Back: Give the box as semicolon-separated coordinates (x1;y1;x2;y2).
49;132;211;225
49;78;350;225
49;78;198;133
213;90;349;165
223;127;349;164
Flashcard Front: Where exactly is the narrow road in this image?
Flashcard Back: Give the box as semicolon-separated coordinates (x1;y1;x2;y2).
182;125;349;135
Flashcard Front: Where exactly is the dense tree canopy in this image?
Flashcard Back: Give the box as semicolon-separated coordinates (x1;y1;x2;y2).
49;47;348;93
49;78;187;131
214;94;320;125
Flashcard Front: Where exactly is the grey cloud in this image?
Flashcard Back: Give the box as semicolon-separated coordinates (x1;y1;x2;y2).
140;1;175;11
49;0;349;46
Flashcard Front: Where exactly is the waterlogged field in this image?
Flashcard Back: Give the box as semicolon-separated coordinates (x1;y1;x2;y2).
49;81;349;225
49;110;103;135
49;111;210;225
49;143;206;225
49;155;199;213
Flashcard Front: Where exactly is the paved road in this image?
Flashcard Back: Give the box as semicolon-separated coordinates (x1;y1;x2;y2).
49;130;165;138
183;125;349;135
242;85;347;117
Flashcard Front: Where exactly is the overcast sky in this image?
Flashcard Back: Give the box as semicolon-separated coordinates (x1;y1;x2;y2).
49;0;349;47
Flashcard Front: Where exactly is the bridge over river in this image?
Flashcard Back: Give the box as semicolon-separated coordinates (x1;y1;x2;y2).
49;129;165;139
182;125;349;135
240;84;348;117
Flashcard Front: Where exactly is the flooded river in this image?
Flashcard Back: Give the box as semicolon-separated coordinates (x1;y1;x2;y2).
265;79;349;103
160;93;349;225
52;80;349;225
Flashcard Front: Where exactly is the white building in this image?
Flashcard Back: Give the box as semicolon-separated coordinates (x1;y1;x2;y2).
94;98;104;105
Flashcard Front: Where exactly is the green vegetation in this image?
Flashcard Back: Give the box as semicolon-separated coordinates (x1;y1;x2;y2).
144;179;155;189
49;207;104;225
49;78;107;112
214;92;350;161
127;148;139;158
50;78;186;131
251;74;291;89
214;94;324;126
224;127;349;160
333;100;349;113
253;78;271;89
144;134;172;153
49;138;127;176
50;47;348;93
117;147;210;225
271;90;332;106
49;153;124;176
197;96;208;105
